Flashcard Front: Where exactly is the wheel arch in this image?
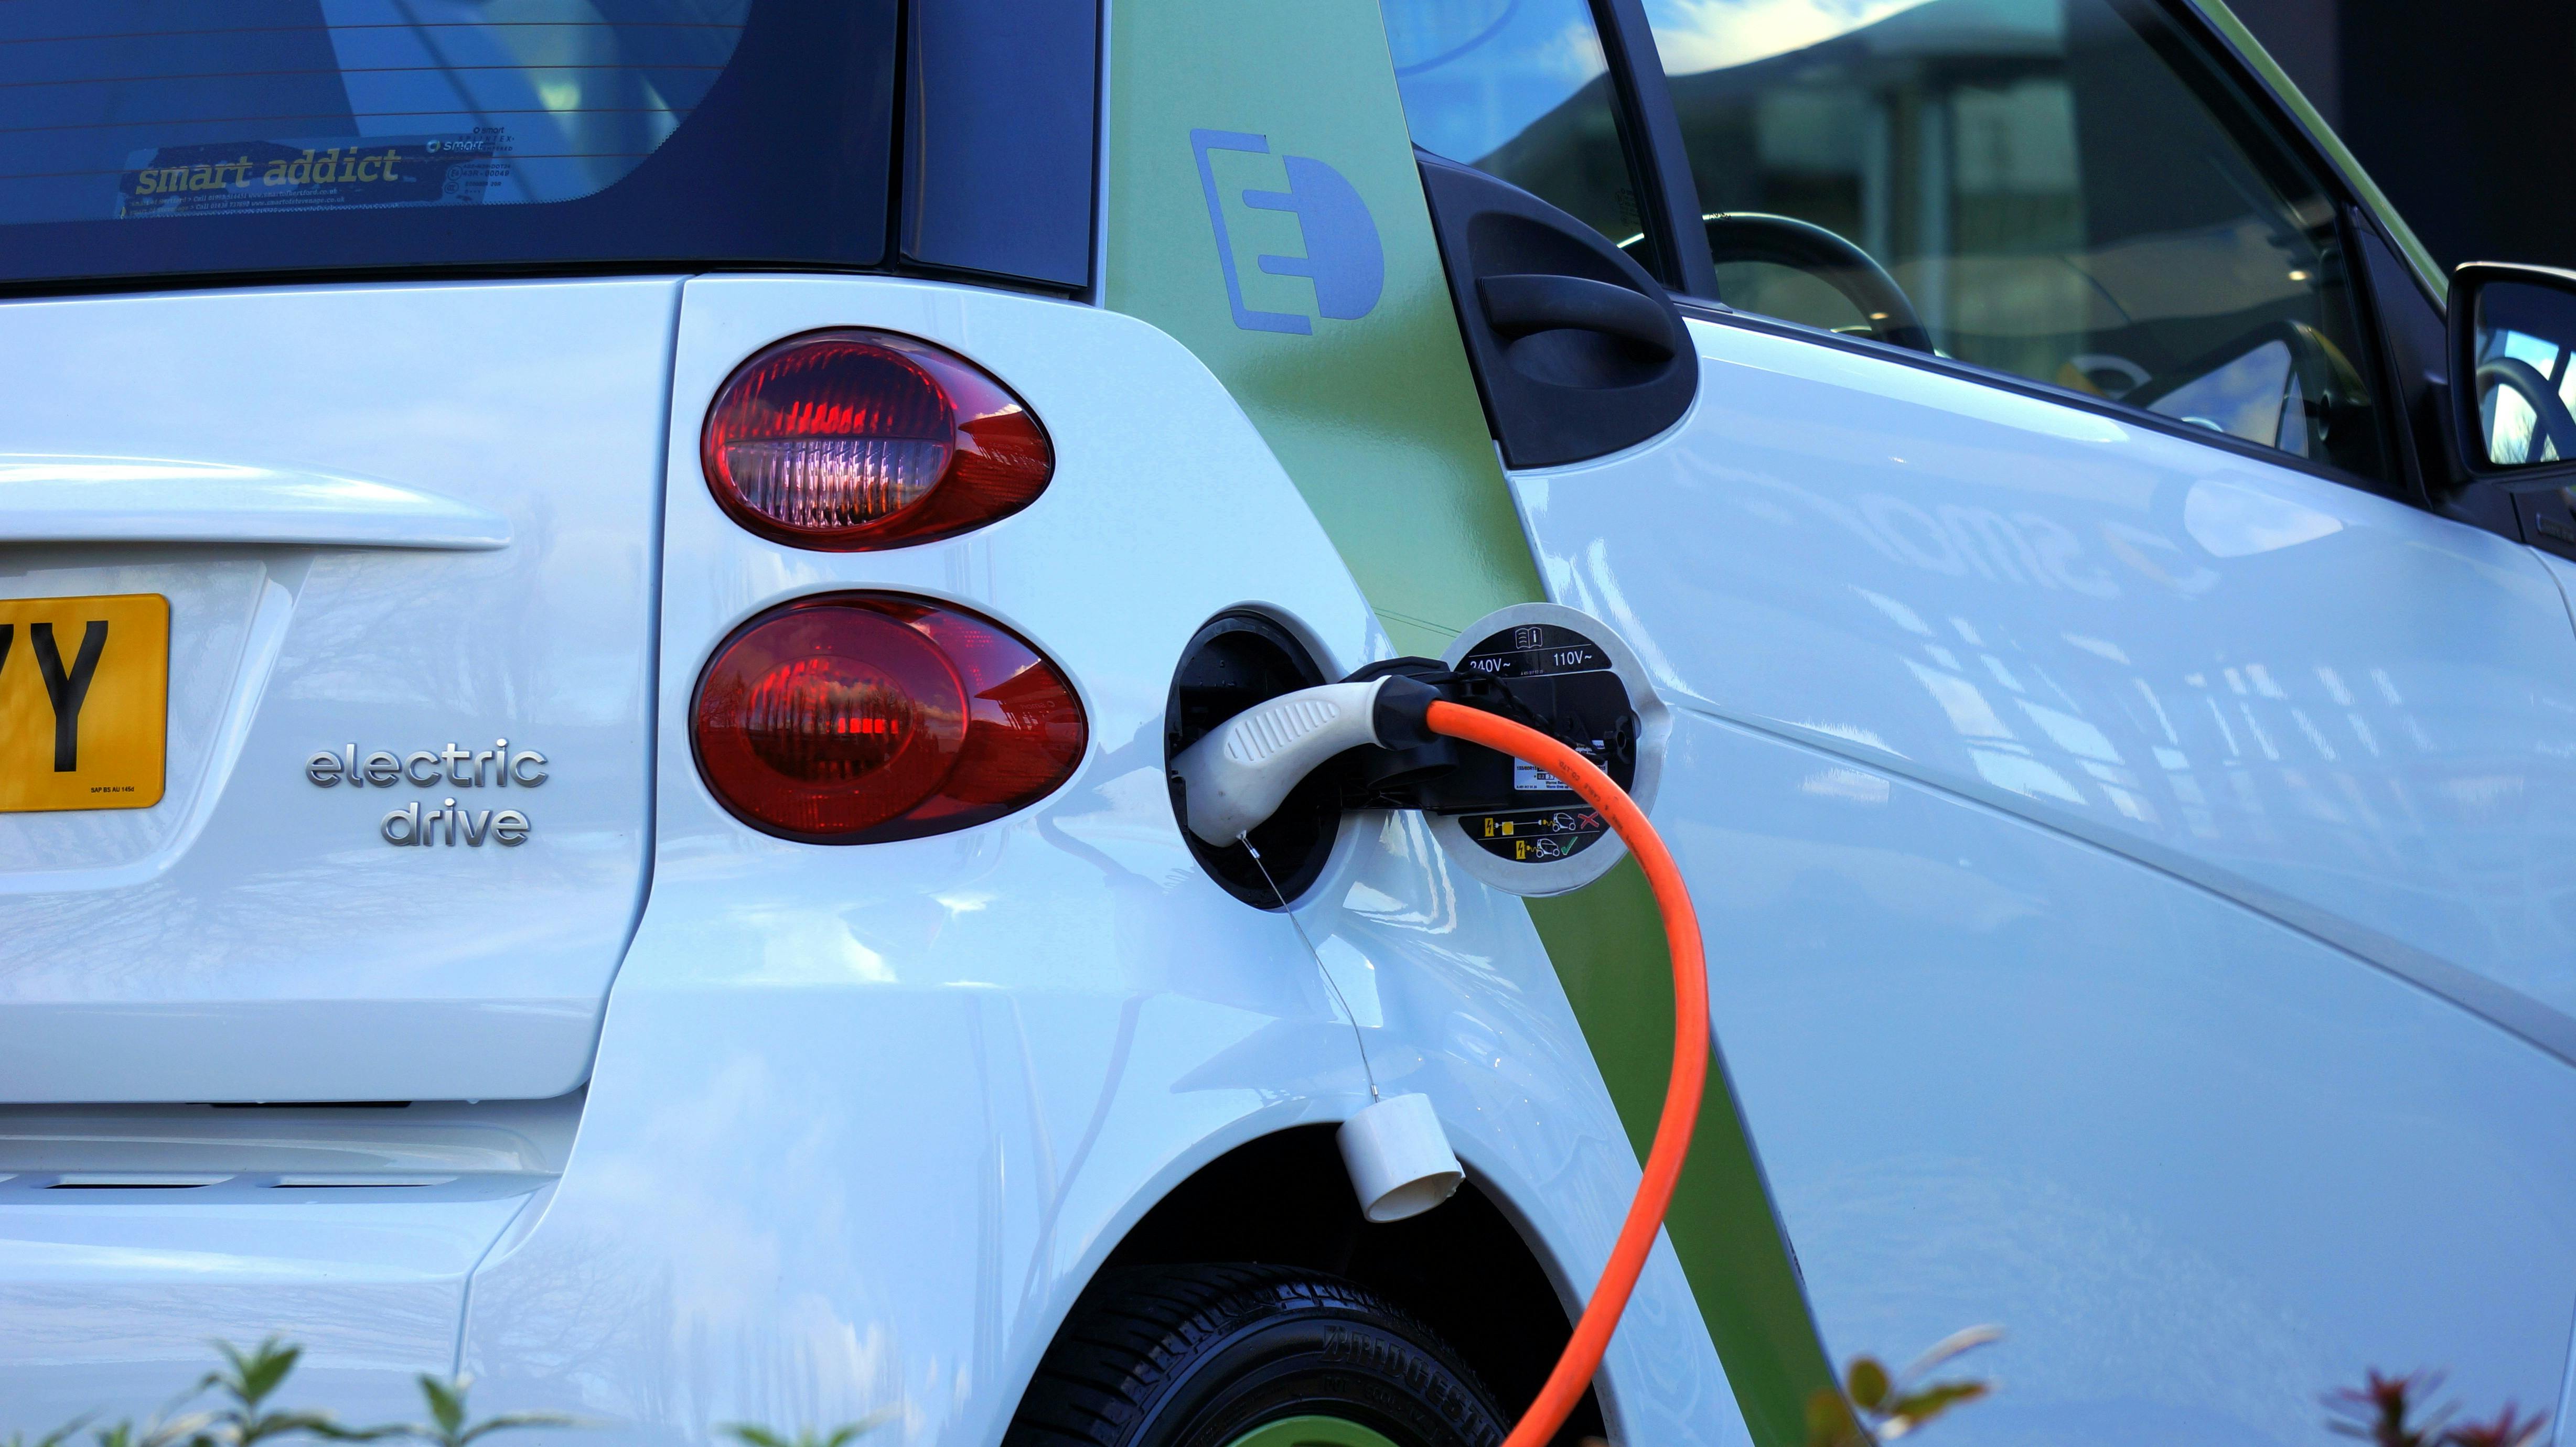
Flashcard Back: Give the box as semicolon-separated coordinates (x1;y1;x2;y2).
1061;1122;1606;1443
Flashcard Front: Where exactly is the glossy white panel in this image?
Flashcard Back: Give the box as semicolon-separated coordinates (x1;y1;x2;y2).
0;1095;582;1175
456;279;1736;1447
0;280;677;1102
0;456;510;549
1522;318;2576;1042
1513;316;2576;1446
0;1176;539;1423
1666;710;2576;1447
2529;546;2576;645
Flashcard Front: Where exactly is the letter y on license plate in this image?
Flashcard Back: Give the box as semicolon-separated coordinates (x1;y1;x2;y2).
0;593;167;812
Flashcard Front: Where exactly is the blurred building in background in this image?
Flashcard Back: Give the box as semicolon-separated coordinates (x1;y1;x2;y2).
2231;0;2574;271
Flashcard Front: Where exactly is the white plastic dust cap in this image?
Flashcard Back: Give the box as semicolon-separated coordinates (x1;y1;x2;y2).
1337;1093;1464;1223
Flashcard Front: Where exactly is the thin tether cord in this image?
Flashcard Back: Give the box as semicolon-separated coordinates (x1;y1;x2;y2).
1241;830;1381;1102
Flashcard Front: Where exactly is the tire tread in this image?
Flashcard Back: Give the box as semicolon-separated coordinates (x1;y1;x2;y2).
1005;1264;1502;1447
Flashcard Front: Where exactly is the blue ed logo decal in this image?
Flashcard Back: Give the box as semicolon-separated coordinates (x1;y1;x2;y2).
1191;129;1385;335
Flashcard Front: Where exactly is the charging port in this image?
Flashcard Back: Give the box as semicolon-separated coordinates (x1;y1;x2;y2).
1165;612;1344;908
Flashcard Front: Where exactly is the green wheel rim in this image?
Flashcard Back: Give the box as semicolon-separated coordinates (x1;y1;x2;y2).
1220;1415;1405;1447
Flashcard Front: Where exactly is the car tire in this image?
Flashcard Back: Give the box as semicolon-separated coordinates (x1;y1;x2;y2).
1005;1263;1509;1447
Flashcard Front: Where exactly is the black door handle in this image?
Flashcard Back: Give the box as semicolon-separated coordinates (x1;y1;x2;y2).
1416;152;1697;465
1477;274;1676;360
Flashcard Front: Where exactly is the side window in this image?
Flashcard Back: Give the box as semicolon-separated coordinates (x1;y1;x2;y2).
1642;0;2385;480
1377;0;1650;255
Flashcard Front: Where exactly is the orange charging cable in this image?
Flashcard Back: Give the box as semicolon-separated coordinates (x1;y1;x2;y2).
1422;700;1711;1447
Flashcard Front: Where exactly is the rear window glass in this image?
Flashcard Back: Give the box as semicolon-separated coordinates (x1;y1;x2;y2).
0;0;893;287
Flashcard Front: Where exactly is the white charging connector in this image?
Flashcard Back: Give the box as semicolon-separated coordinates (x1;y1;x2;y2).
1170;677;1406;846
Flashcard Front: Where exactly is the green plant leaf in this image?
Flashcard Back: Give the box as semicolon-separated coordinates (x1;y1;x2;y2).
1883;1379;1991;1437
210;1340;303;1412
245;1410;396;1446
718;1415;896;1447
94;1411;215;1447
1804;1386;1863;1447
6;1414;94;1447
420;1377;467;1440
1892;1327;2003;1392
301;1421;405;1443
456;1413;582;1446
1846;1357;1890;1411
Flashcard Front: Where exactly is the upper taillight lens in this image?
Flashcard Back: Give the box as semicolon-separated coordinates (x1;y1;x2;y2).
702;330;1053;549
694;595;1086;843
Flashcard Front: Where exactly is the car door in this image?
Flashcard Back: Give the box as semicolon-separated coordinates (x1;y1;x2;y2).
1382;0;2576;1440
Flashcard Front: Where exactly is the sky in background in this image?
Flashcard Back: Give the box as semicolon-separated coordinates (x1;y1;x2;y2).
1384;0;1946;169
1643;0;1937;72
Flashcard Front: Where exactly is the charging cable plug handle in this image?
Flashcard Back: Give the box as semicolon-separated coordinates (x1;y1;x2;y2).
1367;674;1443;749
1174;677;1441;846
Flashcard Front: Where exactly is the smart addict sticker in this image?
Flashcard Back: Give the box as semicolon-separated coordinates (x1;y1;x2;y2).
117;131;514;218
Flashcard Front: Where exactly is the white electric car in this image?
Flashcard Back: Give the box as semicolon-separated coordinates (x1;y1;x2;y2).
5;1;2576;1445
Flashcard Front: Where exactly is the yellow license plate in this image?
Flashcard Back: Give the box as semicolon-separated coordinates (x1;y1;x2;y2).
0;593;168;812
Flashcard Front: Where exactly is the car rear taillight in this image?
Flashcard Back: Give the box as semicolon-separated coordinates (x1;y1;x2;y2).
693;595;1085;843
702;330;1052;550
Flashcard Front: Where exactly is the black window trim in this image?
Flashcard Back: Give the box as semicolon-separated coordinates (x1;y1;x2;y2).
2159;2;2520;534
0;250;1096;308
1588;0;1716;301
1584;0;2428;503
2138;0;2425;504
2159;0;2443;316
2176;0;2576;549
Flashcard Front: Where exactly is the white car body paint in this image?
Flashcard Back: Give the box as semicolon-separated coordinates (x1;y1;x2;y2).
0;280;675;1103
1512;314;2576;1445
0;456;513;552
0;277;1735;1446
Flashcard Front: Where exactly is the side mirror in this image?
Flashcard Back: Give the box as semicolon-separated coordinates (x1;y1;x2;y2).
2449;262;2576;491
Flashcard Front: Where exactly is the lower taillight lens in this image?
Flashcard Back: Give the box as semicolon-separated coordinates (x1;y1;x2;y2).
694;595;1086;843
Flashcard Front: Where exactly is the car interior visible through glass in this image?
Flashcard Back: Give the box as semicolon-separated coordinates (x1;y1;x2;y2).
0;0;892;286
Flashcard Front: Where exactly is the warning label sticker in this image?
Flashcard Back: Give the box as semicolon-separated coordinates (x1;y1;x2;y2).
1465;806;1609;862
1513;758;1569;792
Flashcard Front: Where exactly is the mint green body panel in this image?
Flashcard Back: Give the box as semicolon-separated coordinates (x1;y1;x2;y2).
1099;0;1538;656
1101;4;1839;1443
